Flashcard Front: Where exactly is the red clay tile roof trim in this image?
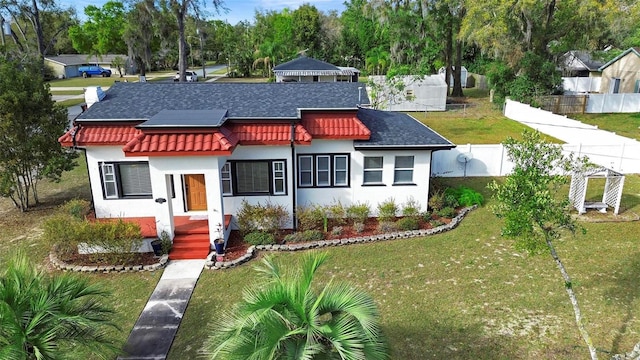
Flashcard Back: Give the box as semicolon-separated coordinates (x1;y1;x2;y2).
229;123;312;145
302;112;371;140
122;130;237;156
59;125;140;147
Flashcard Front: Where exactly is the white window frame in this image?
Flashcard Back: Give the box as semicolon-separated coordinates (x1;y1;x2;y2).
272;161;286;195
101;163;118;199
334;155;348;186
100;162;152;199
393;156;415;184
221;163;232;195
363;156;384;185
298;155;313;187
298;154;350;188
316;155;331;187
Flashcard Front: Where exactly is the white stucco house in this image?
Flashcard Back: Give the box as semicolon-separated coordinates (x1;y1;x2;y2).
273;55;360;83
59;82;454;259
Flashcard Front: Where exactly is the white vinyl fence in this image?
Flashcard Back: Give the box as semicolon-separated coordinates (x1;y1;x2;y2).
430;99;640;176
562;77;601;94
432;143;640;177
586;93;640;113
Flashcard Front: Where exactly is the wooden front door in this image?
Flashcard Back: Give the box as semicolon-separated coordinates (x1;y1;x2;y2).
184;174;207;211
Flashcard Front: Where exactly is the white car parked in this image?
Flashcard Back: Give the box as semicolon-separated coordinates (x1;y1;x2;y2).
174;71;198;82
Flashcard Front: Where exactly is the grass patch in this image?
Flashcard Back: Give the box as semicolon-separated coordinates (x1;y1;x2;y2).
48;77;125;88
171;176;640;359
57;98;85;107
572;113;640;141
408;91;562;144
215;76;271;83
50;90;84;95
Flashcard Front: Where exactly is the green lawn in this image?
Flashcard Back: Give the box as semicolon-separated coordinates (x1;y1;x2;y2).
170;175;640;359
572;113;640;141
410;90;562;144
4;89;640;358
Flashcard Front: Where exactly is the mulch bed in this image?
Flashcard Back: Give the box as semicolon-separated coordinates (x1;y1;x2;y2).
56;251;159;267
221;213;455;262
58;211;459;265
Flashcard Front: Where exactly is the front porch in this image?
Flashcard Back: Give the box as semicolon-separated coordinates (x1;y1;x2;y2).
121;215;232;260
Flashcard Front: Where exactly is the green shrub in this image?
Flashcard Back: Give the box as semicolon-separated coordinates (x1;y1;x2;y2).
421;211;432;222
245;231;275;246
396;217;420;231
402;197;421;218
62;199;92;220
437;207;457;219
444;194;459;208
444;186;484;207
428;191;445;211
377;198;398;222
296;205;324;231
284;232;303;243
302;229;324;241
377;221;397;233
347;203;370;224
331;226;343;236
326;201;347;225
43;214;85;255
159;230;172;255
237;200;289;236
429;219;445;228
353;222;365;233
87;219;143;264
44;213;145;264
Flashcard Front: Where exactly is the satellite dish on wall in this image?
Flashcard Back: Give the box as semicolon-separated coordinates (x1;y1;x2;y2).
456;152;473;177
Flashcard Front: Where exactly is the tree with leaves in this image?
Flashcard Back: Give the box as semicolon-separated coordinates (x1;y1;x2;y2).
204;252;389;360
0;57;77;211
0;252;118;359
488;130;597;359
68;1;128;59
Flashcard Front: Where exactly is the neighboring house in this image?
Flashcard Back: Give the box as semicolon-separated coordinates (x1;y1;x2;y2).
598;47;640;93
559;51;605;77
59;82;455;258
369;75;448;111
45;54;129;79
273;56;360;83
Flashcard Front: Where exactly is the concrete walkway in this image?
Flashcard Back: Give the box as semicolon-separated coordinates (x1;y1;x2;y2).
118;259;205;360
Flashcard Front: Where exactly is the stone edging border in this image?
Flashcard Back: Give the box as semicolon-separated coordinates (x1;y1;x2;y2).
205;205;478;270
49;250;169;273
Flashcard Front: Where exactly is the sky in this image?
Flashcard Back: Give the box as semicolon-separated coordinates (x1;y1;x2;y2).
59;0;346;24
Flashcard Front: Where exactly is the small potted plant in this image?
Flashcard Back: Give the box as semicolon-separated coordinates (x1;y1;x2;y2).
213;223;225;256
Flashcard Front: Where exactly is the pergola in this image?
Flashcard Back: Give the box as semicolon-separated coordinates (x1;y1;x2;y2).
569;166;625;215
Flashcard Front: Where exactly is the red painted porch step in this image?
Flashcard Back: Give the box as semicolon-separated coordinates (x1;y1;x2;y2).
169;224;210;260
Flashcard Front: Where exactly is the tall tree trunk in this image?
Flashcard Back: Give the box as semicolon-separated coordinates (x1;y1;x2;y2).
176;4;187;82
451;39;464;97
31;0;46;74
444;19;453;96
546;238;598;360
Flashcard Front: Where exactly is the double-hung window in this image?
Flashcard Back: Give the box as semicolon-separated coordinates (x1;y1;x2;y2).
363;156;383;184
223;160;286;196
100;162;152;199
221;163;232;195
394;156;415;184
297;154;349;188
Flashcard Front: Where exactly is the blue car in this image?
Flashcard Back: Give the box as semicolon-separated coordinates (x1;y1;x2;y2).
78;66;112;78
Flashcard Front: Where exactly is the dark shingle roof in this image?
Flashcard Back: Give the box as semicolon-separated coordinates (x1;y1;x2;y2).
354;108;455;150
77;82;369;121
273;56;340;71
562;51;605;71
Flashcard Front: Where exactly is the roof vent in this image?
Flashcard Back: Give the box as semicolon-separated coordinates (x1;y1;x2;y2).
84;86;105;108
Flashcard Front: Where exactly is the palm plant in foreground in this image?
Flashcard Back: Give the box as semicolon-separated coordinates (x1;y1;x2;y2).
203;252;389;360
0;253;118;359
